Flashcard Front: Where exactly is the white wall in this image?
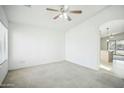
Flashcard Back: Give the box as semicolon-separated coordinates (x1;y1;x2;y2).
9;22;65;70
65;19;100;70
66;6;124;70
0;6;8;84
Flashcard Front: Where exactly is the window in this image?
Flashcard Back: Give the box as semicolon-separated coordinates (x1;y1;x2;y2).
107;40;116;54
0;21;8;64
108;40;124;56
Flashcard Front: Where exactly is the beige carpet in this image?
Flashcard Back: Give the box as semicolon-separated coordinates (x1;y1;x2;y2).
2;61;124;88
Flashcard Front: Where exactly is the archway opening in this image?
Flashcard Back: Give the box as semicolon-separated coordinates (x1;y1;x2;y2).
99;19;124;77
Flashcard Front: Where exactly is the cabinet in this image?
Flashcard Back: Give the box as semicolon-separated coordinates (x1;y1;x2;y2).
101;50;113;63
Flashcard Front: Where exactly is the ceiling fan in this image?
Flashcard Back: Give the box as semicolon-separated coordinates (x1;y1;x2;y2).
46;5;82;21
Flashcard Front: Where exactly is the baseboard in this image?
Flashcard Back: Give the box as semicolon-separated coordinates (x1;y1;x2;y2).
65;59;99;71
9;60;65;71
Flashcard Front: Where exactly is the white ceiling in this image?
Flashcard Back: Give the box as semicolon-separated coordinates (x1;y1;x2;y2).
3;5;107;31
100;20;124;37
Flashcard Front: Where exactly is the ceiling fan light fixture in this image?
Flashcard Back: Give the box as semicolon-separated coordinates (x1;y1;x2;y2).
59;14;63;18
106;27;114;39
63;13;68;19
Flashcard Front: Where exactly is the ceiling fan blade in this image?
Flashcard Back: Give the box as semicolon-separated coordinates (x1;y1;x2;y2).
53;14;60;20
67;16;72;21
46;8;58;12
70;10;82;14
64;5;69;12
